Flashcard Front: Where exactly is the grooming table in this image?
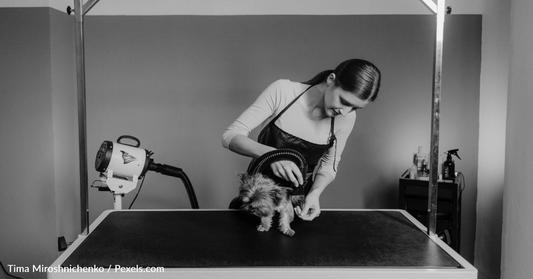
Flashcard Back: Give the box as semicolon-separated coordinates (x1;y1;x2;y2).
48;209;476;279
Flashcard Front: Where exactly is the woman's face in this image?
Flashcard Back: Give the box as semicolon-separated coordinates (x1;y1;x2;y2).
323;74;370;117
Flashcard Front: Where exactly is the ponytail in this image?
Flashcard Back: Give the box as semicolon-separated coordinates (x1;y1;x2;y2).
302;70;334;86
303;59;381;102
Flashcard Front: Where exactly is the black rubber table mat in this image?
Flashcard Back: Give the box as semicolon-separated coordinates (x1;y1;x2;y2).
62;210;460;268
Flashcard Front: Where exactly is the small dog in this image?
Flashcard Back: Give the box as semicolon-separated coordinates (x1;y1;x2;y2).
237;173;303;236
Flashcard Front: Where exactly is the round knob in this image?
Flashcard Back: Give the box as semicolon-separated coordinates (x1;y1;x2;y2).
446;6;452;14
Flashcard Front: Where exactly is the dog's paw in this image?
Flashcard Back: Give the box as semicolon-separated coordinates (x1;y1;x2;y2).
281;228;295;236
294;206;302;216
257;224;271;232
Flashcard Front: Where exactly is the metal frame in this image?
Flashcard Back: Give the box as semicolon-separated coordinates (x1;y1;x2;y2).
70;0;101;235
70;0;448;238
419;0;447;239
49;209;477;279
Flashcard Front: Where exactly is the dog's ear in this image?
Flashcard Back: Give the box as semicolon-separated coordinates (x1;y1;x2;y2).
270;186;288;206
237;172;247;183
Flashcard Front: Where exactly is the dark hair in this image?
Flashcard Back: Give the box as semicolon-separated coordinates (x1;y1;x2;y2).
303;59;381;102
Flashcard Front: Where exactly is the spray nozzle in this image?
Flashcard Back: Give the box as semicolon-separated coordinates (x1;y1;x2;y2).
445;149;461;160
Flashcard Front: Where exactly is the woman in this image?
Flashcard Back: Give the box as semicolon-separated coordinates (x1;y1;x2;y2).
222;59;381;221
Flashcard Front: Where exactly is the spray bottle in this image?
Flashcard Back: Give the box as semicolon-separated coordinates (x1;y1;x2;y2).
443;149;461;180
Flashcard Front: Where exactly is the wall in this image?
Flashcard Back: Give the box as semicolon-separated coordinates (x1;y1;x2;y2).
49;6;79;253
0;8;76;279
0;0;484;16
501;0;533;278
80;14;481;263
0;5;483;279
475;0;510;278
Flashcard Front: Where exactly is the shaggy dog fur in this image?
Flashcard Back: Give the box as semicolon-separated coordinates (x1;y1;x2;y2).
237;173;303;236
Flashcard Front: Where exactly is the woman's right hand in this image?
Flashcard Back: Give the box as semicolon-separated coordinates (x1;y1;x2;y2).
270;160;304;187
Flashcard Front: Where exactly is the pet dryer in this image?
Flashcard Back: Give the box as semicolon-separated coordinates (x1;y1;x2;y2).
94;135;199;209
247;149;308;195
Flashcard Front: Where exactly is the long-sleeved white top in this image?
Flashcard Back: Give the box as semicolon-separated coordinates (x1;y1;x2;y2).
222;79;356;179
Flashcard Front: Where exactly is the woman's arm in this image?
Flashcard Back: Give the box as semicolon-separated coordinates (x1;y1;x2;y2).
298;114;357;220
227;134;275;159
297;172;334;220
229;135;303;186
222;80;286;152
222;80;304;186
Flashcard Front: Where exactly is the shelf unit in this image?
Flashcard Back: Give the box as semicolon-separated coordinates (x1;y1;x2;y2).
398;178;461;252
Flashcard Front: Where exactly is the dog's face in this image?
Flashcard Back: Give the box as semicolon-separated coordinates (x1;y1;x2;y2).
238;173;288;217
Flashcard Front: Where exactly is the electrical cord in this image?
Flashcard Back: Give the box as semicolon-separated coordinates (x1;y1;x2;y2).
90;179;106;188
455;172;466;202
0;260;23;279
128;175;146;209
455;172;466;191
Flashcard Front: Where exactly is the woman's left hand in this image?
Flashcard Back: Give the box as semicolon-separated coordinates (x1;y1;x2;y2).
270;160;304;187
297;192;321;221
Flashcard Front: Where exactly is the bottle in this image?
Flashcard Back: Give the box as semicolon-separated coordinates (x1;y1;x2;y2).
443;149;461;180
410;153;418;180
416;146;428;178
420;160;429;179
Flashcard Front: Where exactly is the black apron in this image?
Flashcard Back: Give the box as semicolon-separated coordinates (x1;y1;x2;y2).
228;85;337;209
248;85;337;195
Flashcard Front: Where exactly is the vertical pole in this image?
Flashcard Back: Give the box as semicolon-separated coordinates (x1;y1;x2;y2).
427;0;446;238
74;0;90;235
113;194;123;210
